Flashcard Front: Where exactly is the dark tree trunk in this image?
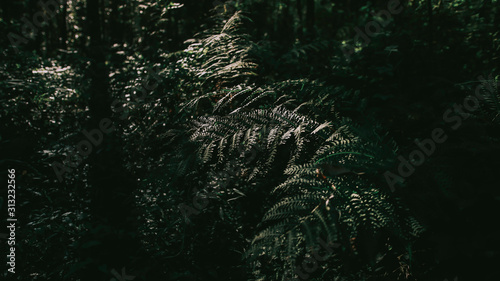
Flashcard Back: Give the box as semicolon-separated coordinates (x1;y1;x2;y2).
306;0;315;40
87;0;110;122
278;2;294;46
296;0;303;40
83;0;139;279
427;0;433;49
109;0;122;44
59;0;68;50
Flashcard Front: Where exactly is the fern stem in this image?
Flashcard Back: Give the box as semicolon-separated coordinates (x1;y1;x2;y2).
315;151;375;164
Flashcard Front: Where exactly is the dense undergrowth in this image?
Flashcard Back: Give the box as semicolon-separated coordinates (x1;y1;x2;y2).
1;1;500;280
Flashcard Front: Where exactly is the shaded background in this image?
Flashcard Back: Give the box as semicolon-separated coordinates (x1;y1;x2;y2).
1;0;499;280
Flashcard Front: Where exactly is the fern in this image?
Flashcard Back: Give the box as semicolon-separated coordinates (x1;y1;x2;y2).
249;160;423;281
186;100;423;280
197;11;258;85
479;75;500;123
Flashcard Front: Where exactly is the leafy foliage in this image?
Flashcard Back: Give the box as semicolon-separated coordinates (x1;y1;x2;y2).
2;1;500;281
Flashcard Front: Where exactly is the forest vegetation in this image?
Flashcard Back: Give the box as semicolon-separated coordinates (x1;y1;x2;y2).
1;0;499;280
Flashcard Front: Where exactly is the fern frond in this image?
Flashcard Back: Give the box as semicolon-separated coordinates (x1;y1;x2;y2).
246;120;422;281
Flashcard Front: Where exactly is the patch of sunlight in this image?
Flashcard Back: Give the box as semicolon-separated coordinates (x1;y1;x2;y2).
32;66;71;75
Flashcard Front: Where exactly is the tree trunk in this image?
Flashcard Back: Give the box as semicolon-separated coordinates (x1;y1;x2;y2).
296;0;303;40
59;0;68;50
306;0;315;40
109;0;122;44
83;0;138;279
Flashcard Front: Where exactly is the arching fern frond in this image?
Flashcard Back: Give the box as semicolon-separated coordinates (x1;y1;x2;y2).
199;11;258;85
187;101;422;281
242;117;422;281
